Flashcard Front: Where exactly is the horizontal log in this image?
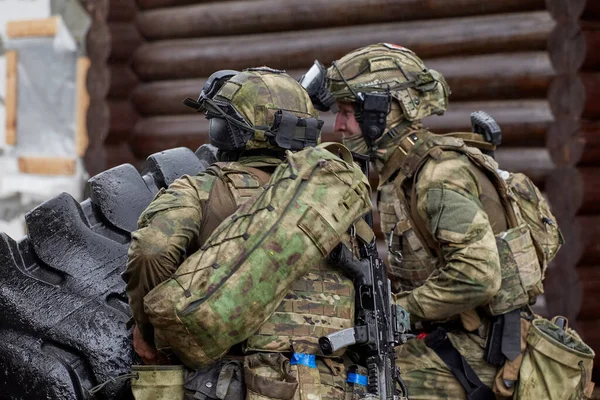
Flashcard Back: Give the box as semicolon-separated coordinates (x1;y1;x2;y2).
547;167;600;217
548;119;600;166
86;17;110;63
131;52;554;116
109;22;143;63
319;100;552;148
105;142;137;169
84;143;108;177
549;73;600;119
131;78;202;115
495;148;552;189
132;11;554;81
539;260;582;321
130;113;552;190
108;0;137;21
136;0;218;10
130;99;551;158
423;100;552;147
578;216;600;266
105;100;139;145
108;64;139;98
87;98;110;151
87;62;110;100
427;52;554;101
130;115;208;158
137;0;545;40
545;0;600;20
577;265;600;320
576;319;600;362
549;21;600;74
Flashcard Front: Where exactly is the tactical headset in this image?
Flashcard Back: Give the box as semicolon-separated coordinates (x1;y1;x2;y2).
185;69;324;152
300;61;391;146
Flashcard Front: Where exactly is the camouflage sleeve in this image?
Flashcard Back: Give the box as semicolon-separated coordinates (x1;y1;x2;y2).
393;153;501;322
123;174;216;341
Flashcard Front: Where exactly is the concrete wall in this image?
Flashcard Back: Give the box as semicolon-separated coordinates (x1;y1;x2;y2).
0;0;90;239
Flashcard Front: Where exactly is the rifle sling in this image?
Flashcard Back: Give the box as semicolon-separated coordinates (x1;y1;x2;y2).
425;327;495;400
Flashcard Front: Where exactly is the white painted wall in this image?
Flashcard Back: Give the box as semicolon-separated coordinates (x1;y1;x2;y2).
0;0;88;240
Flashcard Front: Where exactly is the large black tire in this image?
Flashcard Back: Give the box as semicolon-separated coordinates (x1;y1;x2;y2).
0;146;216;399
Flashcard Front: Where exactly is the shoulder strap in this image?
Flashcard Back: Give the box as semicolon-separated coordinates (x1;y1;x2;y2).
391;133;519;259
199;163;272;246
212;162;272;187
425;328;495;400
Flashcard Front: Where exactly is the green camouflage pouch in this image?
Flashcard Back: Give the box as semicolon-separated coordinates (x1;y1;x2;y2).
515;317;595;400
506;172;563;276
487;223;539;316
131;365;185;400
244;353;298;400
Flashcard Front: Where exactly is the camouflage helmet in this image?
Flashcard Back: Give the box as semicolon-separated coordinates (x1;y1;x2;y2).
326;43;450;138
185;68;323;153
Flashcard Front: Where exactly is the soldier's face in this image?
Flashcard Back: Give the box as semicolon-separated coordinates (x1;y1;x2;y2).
334;101;361;139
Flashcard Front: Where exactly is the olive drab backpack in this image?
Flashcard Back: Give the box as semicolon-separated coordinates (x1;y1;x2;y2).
143;144;372;369
382;130;563;316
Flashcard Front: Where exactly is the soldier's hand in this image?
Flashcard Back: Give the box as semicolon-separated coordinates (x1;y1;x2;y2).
133;324;161;365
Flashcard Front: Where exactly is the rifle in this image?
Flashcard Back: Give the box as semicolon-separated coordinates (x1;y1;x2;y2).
319;153;411;399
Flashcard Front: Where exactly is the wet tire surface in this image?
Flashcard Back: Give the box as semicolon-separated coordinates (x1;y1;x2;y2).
0;146;216;399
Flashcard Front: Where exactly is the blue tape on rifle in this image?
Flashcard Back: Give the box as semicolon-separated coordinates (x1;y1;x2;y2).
347;372;368;386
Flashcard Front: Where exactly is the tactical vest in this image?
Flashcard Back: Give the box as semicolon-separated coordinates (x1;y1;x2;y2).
203;158;358;355
378;130;562;316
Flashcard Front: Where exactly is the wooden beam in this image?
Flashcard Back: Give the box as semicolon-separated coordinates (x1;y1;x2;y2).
105;100;140;145
545;0;600;21
5;51;18;146
17;157;77;176
423;100;552;148
547;119;600;167
6;16;59;38
136;0;205;10
76;57;91;158
131;52;554;116
547;167;600;218
549;74;600;119
108;22;144;63
136;0;546;40
579;266;600;320
132;11;554;81
549;21;600;74
108;0;138;22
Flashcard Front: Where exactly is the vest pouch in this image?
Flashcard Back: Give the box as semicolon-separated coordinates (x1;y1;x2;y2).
244;353;298;400
289;354;323;400
487;224;540;316
131;365;185;400
515;317;595;400
184;359;245;400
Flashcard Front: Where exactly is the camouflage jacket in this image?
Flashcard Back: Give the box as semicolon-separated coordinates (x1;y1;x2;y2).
380;136;502;324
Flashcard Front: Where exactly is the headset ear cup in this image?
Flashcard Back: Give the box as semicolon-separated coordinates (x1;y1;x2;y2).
209;118;236;151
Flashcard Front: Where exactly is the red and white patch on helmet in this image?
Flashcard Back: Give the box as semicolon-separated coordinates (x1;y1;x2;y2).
382;43;413;53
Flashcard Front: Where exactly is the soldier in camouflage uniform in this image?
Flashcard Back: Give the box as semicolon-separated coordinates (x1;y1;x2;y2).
124;68;322;363
124;68;372;399
321;43;506;399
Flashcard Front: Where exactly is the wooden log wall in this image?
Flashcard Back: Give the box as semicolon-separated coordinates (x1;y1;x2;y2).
544;0;600;380
83;0;143;175
126;0;555;254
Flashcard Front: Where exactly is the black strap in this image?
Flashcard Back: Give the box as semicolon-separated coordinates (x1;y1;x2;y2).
425;328;495;400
